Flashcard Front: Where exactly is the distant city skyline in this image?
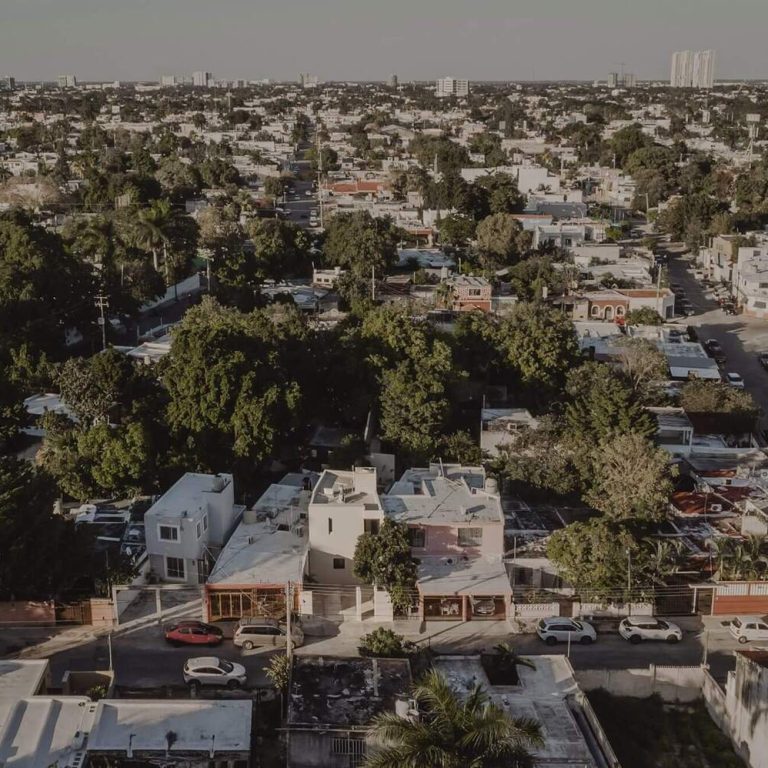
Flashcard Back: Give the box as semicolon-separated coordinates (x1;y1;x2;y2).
1;0;767;83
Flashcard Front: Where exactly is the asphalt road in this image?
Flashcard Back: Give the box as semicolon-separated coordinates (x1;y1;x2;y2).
282;178;318;229
35;618;742;692
667;254;768;425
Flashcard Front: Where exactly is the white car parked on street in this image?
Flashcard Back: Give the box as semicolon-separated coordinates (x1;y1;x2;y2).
729;616;768;644
536;617;597;645
618;616;682;644
182;656;247;689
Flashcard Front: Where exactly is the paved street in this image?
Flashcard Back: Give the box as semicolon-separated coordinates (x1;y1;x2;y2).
667;254;768;425
27;616;742;693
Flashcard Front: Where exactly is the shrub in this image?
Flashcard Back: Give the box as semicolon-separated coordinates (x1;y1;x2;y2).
358;627;415;658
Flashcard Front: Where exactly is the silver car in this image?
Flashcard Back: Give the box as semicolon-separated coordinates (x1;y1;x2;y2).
182;656;247;689
618;616;682;644
536;617;597;645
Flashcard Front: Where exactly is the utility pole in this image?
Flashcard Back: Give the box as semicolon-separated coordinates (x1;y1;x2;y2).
285;582;294;661
655;261;663;315
371;266;376;302
95;294;109;351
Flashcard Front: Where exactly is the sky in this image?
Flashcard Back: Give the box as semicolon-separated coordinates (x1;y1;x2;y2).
1;0;766;83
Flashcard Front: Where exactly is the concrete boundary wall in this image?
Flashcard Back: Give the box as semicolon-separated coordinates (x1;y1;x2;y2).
575;665;705;702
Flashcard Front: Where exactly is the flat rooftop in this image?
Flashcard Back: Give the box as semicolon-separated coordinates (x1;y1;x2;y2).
432;656;601;768
146;472;231;522
0;661;49;730
288;656;411;727
0;697;97;768
207;520;307;586
384;465;502;525
87;700;251;754
417;557;512;596
310;468;380;509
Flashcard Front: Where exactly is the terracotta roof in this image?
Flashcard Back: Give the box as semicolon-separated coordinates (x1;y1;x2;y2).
670;491;734;516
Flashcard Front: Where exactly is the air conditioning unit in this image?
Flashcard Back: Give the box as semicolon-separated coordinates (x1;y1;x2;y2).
710;504;723;512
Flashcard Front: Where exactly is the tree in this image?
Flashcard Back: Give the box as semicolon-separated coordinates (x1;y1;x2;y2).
58;349;136;426
0;456;98;600
365;669;543;768
359;628;415;658
494;417;580;499
586;434;674;522
248;218;310;281
156;157;202;201
0;212;96;357
353;518;416;614
164;298;304;470
265;653;291;693
547;518;641;596
379;354;452;461
496;303;580;407
613;337;668;397
624;307;663;326
323;211;399;278
565;362;655;445
475;173;525;215
680;380;759;433
131;198;172;272
438;431;483;465
438;214;476;249
475;213;528;268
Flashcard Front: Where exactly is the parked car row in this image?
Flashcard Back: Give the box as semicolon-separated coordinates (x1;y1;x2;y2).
536;615;683;645
165;618;304;650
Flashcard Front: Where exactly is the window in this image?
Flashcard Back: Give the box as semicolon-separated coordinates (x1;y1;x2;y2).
467;288;482;297
408;527;426;548
159;525;179;542
364;519;380;535
328;517;333;534
203;514;208;531
333;557;346;570
166;556;185;580
458;527;483;547
196;522;202;539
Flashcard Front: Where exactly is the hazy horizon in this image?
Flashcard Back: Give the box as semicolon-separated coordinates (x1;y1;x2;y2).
1;0;766;83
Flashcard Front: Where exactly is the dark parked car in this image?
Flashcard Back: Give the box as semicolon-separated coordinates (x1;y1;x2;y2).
758;353;768;371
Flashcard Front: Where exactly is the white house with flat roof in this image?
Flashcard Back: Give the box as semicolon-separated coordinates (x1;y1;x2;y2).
86;700;251;768
0;697;97;768
307;467;383;584
145;473;244;585
204;472;315;622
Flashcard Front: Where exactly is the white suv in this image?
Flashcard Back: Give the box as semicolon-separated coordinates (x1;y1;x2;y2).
729;616;768;644
182;656;247;689
536;617;597;646
618;616;682;644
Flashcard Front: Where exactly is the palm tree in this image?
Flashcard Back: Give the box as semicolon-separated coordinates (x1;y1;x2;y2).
365;669;543;768
492;642;536;672
132;199;172;273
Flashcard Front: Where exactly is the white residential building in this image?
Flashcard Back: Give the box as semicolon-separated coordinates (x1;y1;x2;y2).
436;77;469;98
56;74;77;88
670;50;714;88
192;71;212;87
144;473;244;584
160;75;177;86
732;246;768;318
307;467;383;584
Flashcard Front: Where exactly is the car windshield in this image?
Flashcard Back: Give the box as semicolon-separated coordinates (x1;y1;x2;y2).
733;618;742;628
219;660;234;673
572;621;583;630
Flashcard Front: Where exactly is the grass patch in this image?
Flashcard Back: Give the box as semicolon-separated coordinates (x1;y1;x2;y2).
587;690;745;768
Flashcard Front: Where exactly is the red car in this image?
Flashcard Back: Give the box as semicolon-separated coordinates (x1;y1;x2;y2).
164;621;224;646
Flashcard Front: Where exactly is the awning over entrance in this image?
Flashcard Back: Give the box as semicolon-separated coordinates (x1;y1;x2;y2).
417;558;512;596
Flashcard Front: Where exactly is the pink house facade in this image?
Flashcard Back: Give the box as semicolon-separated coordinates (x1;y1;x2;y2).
383;464;511;621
